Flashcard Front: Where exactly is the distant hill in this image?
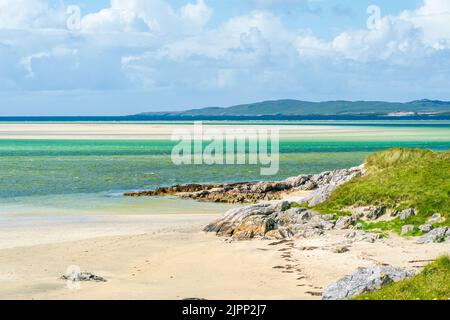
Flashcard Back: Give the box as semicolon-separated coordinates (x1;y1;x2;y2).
136;99;450;119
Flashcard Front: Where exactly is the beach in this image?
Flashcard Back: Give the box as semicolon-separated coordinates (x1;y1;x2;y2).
1;210;448;300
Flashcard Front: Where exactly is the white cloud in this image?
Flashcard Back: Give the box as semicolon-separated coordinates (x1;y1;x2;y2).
400;0;450;48
180;0;213;28
0;0;64;30
0;0;449;103
81;0;213;34
331;16;427;63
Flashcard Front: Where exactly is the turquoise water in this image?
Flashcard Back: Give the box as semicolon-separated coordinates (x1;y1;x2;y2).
0;138;449;200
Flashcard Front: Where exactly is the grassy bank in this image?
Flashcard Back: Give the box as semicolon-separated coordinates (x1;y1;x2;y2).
315;148;449;232
355;256;450;300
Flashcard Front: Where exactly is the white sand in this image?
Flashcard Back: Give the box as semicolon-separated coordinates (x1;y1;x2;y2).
0;122;448;141
0;211;448;300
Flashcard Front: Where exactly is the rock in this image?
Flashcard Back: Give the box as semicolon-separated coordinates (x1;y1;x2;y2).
298;209;315;221
428;213;443;224
284;175;311;188
345;231;358;239
419;224;433;233
399;208;416;221
204;200;330;240
273;201;291;212
301;181;317;191
354;222;363;230
321;214;337;221
416;227;450;244
232;230;256;240
322;266;414;300
361;233;382;243
199;166;365;240
204;203;275;236
334;216;355;230
350;206;386;220
366;206;386;220
264;229;283;240
309;215;335;231
333;246;350;254
401;225;415;236
346;230;381;243
61;272;107;283
127;167;364;207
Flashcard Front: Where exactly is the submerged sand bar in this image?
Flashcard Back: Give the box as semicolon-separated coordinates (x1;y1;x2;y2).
0;122;449;141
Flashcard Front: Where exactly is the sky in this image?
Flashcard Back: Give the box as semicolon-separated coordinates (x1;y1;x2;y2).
0;0;449;115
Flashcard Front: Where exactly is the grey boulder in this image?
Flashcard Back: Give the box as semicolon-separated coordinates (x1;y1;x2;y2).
322;266;414;300
416;226;450;244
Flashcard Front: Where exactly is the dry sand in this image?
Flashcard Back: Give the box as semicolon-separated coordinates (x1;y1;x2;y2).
0;211;448;300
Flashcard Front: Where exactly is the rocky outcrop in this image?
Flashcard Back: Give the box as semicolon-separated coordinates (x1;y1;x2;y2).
322;266;414;300
303;167;364;206
125;166;365;205
416;226;450;244
201;166;368;240
204;201;342;240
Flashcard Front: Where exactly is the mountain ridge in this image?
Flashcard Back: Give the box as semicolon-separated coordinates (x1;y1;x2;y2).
136;99;450;118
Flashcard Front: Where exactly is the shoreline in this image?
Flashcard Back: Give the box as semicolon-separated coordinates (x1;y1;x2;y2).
0;213;448;300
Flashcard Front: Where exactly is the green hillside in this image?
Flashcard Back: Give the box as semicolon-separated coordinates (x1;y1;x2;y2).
139;99;450;117
316;148;450;231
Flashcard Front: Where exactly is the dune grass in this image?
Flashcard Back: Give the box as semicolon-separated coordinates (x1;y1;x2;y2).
355;256;450;300
315;148;450;231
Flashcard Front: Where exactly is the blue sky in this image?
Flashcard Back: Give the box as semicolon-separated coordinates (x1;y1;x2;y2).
0;0;449;115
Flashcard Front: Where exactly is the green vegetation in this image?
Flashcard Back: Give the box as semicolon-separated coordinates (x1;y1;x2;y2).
315;148;450;232
355;256;450;300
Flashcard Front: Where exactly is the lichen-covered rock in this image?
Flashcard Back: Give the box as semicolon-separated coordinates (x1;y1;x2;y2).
401;225;415;235
399;208;416;220
419;224;433;233
366;206;386;220
428;213;444;224
203;203;276;236
334;216;356;230
204;200;341;240
416;226;450;244
346;230;381;243
322;266;414;300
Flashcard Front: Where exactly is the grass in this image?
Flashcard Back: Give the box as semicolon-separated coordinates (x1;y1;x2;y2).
357;219;424;236
315;148;450;231
355;256;450;300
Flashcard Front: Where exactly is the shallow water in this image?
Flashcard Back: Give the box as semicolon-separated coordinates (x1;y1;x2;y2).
0;121;448;214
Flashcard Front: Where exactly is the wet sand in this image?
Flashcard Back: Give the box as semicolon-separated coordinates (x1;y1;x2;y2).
0;122;448;141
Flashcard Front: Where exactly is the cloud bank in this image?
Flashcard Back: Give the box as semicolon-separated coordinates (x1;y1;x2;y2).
0;0;449;114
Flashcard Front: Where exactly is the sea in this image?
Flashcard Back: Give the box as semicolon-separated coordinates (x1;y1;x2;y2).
0;120;448;216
